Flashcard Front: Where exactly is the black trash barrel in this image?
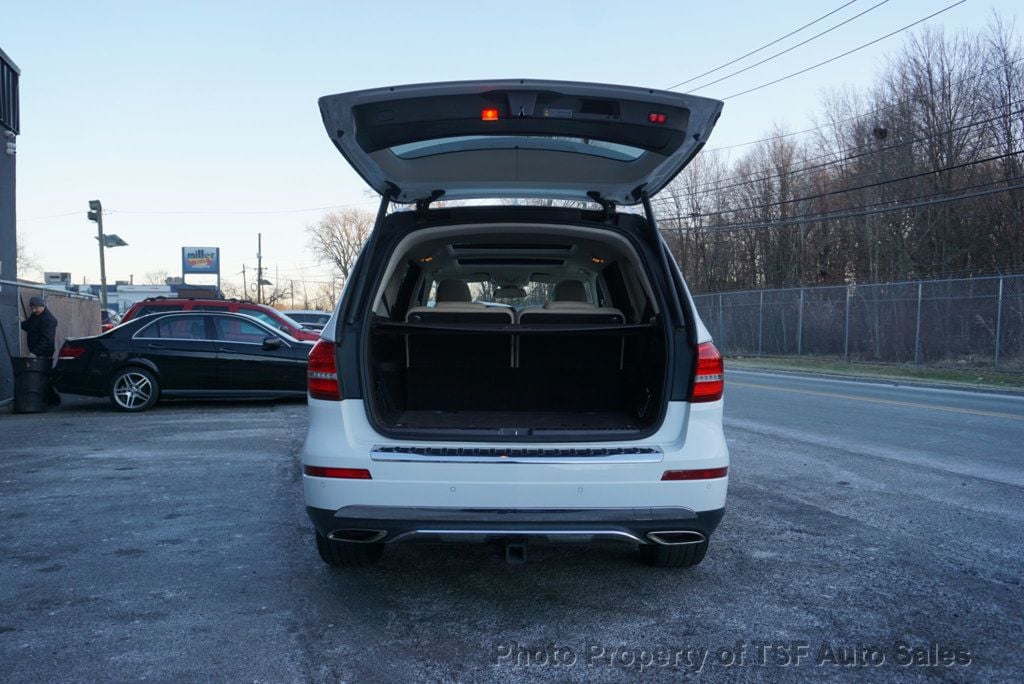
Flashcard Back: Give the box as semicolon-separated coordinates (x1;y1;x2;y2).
12;357;51;414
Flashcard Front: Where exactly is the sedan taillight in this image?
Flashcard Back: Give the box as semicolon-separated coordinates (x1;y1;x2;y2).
307;339;341;401
690;342;724;403
58;343;87;361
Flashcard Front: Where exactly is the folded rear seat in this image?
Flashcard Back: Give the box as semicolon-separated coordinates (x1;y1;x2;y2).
517;280;624;370
405;280;514;410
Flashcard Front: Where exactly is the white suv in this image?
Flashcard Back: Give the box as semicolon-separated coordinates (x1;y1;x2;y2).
302;80;728;567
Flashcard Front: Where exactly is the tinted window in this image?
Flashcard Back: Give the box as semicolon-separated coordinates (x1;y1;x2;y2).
137;304;184;316
243;309;287;331
391;136;644;161
136;316;210;340
290;313;330;326
213;317;271;344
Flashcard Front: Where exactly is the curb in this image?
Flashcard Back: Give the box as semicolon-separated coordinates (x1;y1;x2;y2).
726;362;1024;397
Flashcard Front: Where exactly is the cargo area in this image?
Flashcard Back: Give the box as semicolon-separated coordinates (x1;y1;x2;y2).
367;318;668;436
352;221;688;439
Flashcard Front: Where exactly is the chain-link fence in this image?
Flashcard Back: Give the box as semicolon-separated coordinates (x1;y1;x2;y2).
692;275;1024;371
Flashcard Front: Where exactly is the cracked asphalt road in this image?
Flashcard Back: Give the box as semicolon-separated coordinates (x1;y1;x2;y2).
1;372;1022;681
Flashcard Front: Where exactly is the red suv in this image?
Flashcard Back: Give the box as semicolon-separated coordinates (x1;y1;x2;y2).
121;298;320;341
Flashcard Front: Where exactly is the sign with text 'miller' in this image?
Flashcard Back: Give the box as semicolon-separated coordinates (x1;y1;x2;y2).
182;247;219;274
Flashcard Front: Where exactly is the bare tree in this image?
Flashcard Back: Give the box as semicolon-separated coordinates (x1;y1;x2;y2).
307;281;338;311
222;276;290;306
261;283;293;307
220;279;246;300
143;269;169;285
17;243;39;278
306;209;374;287
664;17;1024;294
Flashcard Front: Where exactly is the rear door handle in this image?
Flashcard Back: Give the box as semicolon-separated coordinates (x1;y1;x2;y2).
147;343;167;349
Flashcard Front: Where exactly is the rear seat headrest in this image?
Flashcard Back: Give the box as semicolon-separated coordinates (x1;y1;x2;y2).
553;280;588;303
436;279;472;303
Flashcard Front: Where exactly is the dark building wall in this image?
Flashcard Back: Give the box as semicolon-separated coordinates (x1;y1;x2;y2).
1;47;20;404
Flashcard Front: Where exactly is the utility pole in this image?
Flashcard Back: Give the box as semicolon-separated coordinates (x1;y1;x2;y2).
87;200;108;311
256;233;263;304
241;265;247;301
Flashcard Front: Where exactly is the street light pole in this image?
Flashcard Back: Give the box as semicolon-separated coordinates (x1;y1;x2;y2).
88;200;108;311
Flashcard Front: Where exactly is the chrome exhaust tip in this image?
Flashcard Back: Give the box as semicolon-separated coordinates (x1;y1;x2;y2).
327;529;387;543
647;530;706;546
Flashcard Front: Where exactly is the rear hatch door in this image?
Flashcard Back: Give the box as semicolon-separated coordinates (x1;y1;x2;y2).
319;79;723;206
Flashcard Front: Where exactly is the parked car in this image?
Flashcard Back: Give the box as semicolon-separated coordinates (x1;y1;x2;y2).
100;308;121;332
302;80;728;568
285;309;331;331
121;297;319;341
55;311;312;412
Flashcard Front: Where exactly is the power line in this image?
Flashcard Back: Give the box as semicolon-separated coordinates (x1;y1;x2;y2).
108;200;376;216
669;103;1024;198
690;0;892;93
658;179;1024;234
704;54;1024;154
721;0;967;100
672;149;1021;221
666;0;861;90
16;210;81;223
662;173;1024;226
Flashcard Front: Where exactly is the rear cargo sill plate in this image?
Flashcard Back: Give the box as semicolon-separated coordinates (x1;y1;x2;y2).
371;445;663;464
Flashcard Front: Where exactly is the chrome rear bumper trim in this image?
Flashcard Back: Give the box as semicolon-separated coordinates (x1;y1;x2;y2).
371;445;663;464
388;529;646;544
333;505;699;522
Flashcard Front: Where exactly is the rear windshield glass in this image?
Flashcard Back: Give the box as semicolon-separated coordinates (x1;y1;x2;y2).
423;281;592;310
390;136;644;161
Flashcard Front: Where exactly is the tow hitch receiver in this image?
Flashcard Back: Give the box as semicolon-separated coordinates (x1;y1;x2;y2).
505;542;527;565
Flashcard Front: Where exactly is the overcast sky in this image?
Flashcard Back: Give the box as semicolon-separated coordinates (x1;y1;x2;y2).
4;0;1018;294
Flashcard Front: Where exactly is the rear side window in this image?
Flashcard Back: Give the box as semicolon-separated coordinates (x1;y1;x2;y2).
192;305;230;312
136;316;210;340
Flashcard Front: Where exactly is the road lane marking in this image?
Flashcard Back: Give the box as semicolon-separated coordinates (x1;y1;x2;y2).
730;381;1024;421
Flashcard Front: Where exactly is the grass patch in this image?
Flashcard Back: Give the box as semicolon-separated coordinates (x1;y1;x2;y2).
727;356;1024;392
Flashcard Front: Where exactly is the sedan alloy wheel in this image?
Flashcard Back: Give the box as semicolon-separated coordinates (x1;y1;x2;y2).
110;368;159;412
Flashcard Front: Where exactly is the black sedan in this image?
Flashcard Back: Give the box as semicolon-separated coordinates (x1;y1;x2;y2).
55;311;313;411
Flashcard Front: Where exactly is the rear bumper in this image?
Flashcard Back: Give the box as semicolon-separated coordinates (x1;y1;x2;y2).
52;371;105;397
306;505;725;546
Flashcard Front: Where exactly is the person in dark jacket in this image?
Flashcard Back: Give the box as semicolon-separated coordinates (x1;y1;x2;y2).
20;296;61;405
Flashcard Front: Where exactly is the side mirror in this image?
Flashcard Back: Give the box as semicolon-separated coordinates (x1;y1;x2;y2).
262;336;283;351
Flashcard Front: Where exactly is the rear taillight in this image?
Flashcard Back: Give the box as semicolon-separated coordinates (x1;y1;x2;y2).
307;339;341;401
690;342;724;402
661;467;728;481
58;343;87;360
303;465;371;479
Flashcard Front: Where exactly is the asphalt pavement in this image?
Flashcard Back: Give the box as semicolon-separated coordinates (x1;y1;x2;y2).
1;373;1022;682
